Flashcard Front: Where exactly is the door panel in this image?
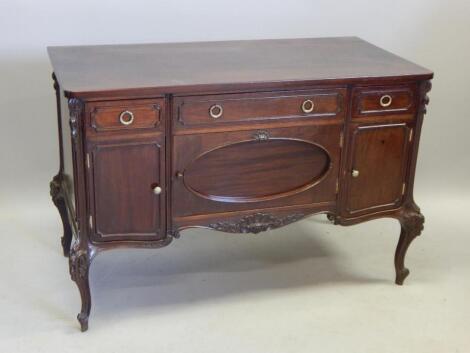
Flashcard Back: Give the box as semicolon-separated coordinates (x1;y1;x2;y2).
184;138;330;202
345;123;411;215
172;124;342;217
87;135;165;241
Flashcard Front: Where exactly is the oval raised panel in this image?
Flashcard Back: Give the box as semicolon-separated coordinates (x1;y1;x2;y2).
183;139;331;203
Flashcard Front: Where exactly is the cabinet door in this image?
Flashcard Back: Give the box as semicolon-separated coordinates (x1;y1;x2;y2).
87;136;165;241
344;123;411;216
172;124;342;217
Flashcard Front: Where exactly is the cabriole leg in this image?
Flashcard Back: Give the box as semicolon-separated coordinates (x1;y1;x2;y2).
50;173;72;257
69;245;93;331
394;205;424;285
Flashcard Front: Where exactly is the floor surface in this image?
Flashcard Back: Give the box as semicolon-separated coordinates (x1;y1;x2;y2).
0;191;468;353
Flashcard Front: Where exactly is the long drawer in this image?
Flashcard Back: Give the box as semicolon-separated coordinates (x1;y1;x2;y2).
173;89;346;130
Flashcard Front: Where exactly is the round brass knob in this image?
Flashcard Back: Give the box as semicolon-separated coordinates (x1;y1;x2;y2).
153;185;162;195
351;169;360;178
301;99;314;113
119;110;135;125
209;104;223;119
380;95;392;108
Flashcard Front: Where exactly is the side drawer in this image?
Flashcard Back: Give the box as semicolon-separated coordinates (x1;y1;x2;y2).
353;85;416;118
87;98;164;133
174;89;345;129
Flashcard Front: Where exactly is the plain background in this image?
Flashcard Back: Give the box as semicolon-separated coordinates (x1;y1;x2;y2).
0;1;469;352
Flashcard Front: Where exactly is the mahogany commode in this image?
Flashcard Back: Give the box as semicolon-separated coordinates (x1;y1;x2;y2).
48;37;433;331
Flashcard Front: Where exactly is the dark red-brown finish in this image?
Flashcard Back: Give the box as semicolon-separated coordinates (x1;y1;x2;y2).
172;124;341;216
353;85;416;117
183;139;330;202
174;89;343;129
47;37;432;99
87;137;165;241
48;37;433;332
88;99;162;133
345;123;411;215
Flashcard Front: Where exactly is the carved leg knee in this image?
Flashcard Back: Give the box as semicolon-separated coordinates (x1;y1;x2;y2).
69;246;92;331
394;206;424;285
50;174;72;257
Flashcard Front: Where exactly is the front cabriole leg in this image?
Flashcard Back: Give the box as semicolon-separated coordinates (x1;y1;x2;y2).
69;244;94;331
394;203;424;285
393;80;430;285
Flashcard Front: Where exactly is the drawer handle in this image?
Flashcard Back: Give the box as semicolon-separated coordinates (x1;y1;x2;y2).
209;104;223;119
119;110;135;125
301;99;315;113
351;169;360;178
152;185;162;195
380;95;393;108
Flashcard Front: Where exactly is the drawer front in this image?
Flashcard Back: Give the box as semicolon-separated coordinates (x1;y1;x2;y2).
353;86;416;117
88;99;163;133
174;89;345;130
172;123;342;217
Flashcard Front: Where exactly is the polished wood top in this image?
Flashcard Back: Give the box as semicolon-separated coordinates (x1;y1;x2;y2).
48;37;433;98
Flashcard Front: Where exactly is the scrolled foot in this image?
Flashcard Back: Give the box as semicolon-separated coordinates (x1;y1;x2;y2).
69;246;92;331
394;205;424;285
395;268;410;286
77;312;89;332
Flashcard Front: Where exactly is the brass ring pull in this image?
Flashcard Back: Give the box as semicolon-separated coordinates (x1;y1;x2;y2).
351;169;360;178
301;99;315;113
209;104;223;119
119;110;135;125
380;95;392;108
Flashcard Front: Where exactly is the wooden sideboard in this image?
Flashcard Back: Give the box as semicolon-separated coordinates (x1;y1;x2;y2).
48;37;433;331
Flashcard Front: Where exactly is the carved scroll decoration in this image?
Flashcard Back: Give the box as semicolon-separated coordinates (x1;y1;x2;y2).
69;247;89;281
420;80;432;115
68;98;83;141
209;212;305;234
253;130;270;142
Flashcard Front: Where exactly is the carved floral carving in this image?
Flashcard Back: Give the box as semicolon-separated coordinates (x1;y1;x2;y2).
209;212;304;234
69;247;89;282
68;98;83;141
49;173;62;202
253;130;270;141
400;209;425;238
420;80;432;115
